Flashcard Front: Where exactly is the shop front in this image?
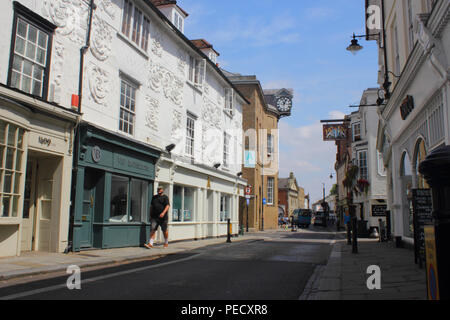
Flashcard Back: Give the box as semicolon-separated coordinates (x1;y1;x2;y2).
0;86;79;257
72;123;160;252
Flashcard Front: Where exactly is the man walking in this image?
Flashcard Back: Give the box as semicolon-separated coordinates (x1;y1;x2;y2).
145;187;170;249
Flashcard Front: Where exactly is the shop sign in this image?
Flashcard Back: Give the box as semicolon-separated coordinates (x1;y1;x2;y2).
372;205;387;217
92;146;102;163
323;124;347;141
38;136;52;147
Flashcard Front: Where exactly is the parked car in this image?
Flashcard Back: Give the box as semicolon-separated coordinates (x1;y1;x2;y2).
293;209;312;228
313;211;327;227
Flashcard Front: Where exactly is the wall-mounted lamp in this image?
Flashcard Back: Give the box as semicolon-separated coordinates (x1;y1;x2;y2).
214;163;221;169
165;144;176;153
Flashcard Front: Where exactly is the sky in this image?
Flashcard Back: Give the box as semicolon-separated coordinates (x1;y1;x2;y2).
181;0;380;203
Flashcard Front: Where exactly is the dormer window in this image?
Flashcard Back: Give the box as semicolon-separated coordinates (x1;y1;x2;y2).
174;11;184;32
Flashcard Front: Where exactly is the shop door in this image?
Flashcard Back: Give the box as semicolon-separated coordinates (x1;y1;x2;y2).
37;172;54;252
20;160;37;252
79;171;96;248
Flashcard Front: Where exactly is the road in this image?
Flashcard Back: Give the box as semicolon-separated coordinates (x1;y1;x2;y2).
0;226;338;300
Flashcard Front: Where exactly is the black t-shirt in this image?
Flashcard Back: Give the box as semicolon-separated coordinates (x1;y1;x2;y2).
151;194;170;220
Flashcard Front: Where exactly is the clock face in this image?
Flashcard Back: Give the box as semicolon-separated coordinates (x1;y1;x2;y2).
277;97;292;112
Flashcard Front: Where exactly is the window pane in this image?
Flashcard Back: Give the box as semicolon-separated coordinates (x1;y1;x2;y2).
32;80;42;96
0;121;6;144
14;37;26;55
12;55;23;72
22;76;31;93
42;180;52;199
26;42;36;60
6;148;14;169
17;19;27;37
38;31;48;48
12;195;19;217
172;185;182;222
23;60;33;76
130;179;148;223
3;171;12;193
110;175;129;223
36;48;46;65
183;187;194;222
11;71;21;90
0;146;4;168
2;196;11;217
7;125;17;147
15;150;23;172
28;25;38;43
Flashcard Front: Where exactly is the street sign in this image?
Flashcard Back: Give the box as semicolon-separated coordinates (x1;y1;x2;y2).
245;186;252;195
263;198;267;205
246;199;250;206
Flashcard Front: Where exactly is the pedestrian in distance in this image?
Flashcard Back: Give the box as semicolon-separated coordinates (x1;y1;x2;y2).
145;187;170;249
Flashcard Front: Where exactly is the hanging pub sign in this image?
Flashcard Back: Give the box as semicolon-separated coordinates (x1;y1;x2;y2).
400;95;414;120
412;189;433;268
323;124;347;141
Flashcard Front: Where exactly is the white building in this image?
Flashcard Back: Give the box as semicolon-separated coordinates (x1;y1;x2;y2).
367;0;449;246
0;0;248;255
350;88;387;232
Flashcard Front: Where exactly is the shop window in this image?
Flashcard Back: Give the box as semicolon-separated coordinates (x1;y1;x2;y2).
109;174;149;223
9;3;55;99
220;194;230;222
172;185;195;222
0;120;25;218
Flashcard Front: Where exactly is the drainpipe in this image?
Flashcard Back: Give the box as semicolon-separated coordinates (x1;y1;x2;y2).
65;0;96;254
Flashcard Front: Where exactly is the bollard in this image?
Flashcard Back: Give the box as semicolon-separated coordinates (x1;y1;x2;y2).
227;219;232;243
352;217;358;254
419;146;450;300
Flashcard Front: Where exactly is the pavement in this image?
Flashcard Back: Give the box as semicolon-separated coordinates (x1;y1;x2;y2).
302;233;427;300
0;234;265;282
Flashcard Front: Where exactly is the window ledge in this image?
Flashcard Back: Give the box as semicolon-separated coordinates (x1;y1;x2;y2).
116;32;149;60
186;80;203;94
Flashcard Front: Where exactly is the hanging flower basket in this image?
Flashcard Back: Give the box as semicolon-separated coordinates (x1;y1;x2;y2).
357;179;370;195
343;166;359;188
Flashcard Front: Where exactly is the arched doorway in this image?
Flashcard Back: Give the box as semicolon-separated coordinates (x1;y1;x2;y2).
414;139;429;189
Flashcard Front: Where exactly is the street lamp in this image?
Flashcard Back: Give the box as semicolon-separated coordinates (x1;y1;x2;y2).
347;0;392;100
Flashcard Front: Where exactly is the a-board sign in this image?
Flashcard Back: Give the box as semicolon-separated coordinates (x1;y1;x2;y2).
412;189;433;267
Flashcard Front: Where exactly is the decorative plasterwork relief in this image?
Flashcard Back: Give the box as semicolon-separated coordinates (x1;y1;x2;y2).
145;96;159;131
51;40;65;103
202;96;222;129
202;125;221;165
148;62;183;106
90;15;112;61
98;0;116;19
151;31;163;58
88;64;110;106
42;0;87;45
171;110;183;144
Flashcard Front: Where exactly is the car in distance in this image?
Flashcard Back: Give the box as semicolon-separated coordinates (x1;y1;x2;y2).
293;209;312;228
313;211;327;227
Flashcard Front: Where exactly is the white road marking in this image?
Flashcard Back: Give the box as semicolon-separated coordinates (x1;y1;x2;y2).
0;253;203;300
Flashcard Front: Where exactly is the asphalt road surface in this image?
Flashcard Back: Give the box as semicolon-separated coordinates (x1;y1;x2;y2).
0;226;338;300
